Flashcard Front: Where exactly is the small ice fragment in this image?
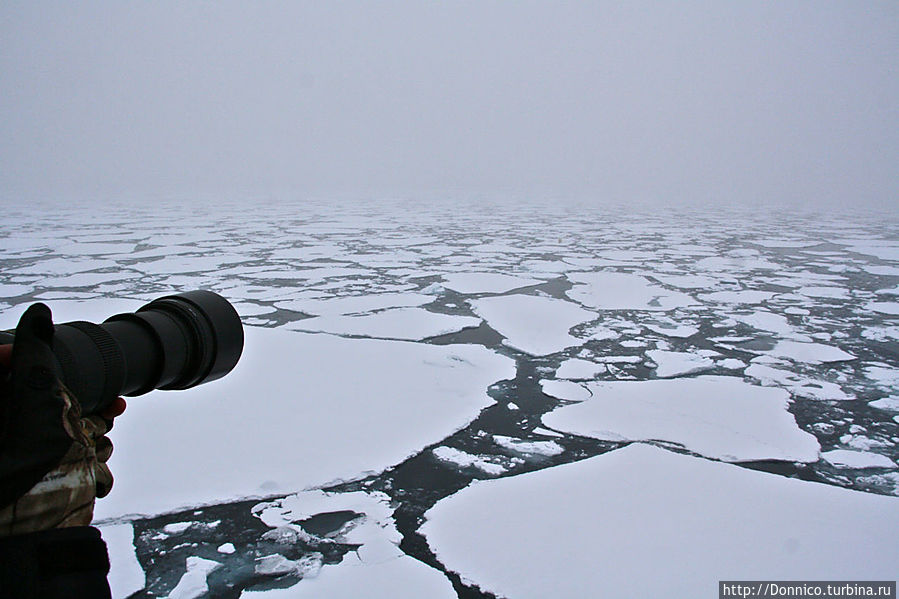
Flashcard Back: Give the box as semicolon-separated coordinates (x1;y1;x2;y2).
167;556;222;599
870;396;899;411
217;543;236;554
492;435;564;457
163;522;193;535
822;450;896;469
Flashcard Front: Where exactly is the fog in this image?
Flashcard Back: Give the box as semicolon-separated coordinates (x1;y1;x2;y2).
1;1;896;209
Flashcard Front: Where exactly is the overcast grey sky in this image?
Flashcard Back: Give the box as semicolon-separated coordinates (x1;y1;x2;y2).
1;1;896;209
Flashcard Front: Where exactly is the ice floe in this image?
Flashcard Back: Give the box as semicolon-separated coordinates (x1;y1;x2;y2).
541;376;820;462
645;349;715;378
274;292;434;316
422;444;899;599
440;272;544;294
745;364;854;401
96;326;514;519
246;490;456;598
822;450;897;469
566;272;696;311
285;307;481;340
555;358;607;379
765;340;855;364
469;294;596;356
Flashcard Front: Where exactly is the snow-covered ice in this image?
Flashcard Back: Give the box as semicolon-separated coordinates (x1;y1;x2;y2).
284;307;481;340
822;450;897;469
566;271;696;311
541;376;820;462
248;490;456;598
96;326;514;519
555;358;607;379
422;444;899;599
469;294;596;356
645;349;715;378
440;272;544;294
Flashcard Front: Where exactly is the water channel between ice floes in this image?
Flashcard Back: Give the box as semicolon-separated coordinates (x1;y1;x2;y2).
1;199;898;598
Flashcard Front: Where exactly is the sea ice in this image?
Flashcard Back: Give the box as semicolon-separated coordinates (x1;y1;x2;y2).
469;294;596;356
645;350;715;378
865;302;899;315
274;292;434;316
95;326;514;520
698;290;777;304
541;376;820;462
166;557;222;599
766;340;856;364
822;450;897;469
870;396;899;411
744;364;854;401
421;444;899;599
432;447;507;475
565;272;696;311
248;490;456;599
440;272;544;294
492;435;564;457
284;307;481;341
555;358;607;379
98;523;145;599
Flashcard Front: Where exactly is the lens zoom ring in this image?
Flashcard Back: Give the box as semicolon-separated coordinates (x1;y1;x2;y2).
66;321;125;410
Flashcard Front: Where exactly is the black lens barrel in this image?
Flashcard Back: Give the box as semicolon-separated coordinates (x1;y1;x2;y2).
45;290;243;415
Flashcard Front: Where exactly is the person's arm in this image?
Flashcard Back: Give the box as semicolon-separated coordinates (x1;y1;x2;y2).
0;305;125;599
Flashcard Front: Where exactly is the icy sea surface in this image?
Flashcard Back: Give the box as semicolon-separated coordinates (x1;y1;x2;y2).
1;199;898;598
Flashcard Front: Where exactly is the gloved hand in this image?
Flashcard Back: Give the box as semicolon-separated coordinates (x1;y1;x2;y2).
0;303;125;535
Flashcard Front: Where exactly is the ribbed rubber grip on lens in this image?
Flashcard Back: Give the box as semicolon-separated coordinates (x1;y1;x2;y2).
66;321;125;413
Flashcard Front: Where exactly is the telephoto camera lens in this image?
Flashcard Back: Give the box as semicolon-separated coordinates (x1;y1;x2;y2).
0;291;244;415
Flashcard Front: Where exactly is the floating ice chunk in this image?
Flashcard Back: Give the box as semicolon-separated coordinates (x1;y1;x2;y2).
698;290;777;304
542;376;820;462
441;272;544;294
540;380;592;402
876;285;899;296
96;327;514;520
98;523;145;599
718;358;747;369
695;255;780;271
865;302;899;315
275;293;434;316
785;306;810;315
865;366;899;389
492;435;564;457
566;272;696;311
532;427;565;438
732;311;794;335
645;350;715;378
163;522;193;535
0;284;32;297
285;308;481;341
240;547;456;598
217;543;236;554
744;364;854;401
166;557;222;599
651;274;720;289
596;355;643;364
555;358;607;379
422;444;899;599
256;553;323;578
644;320;698;338
469;294;596;356
432;447;507;475
766;341;855;364
797;286;850;299
870;396;899;411
822;450;897;469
